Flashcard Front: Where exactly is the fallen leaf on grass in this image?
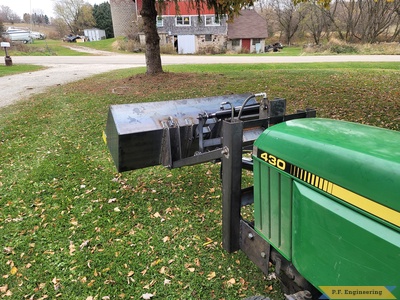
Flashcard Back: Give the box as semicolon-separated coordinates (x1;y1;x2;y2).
207;271;216;280
225;278;236;287
80;240;90;250
185;263;195;272
203;240;213;246
34;283;46;292
52;277;61;290
142;293;154;299
87;280;95;287
150;259;162;267
4;290;12;297
0;284;8;293
10;266;18;275
69;241;76;256
143;280;156;289
3;247;13;255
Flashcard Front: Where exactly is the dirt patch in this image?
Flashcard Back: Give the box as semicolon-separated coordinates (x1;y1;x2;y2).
73;72;225;100
63;45;116;56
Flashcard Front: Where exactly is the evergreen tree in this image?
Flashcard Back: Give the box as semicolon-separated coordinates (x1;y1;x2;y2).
93;2;114;38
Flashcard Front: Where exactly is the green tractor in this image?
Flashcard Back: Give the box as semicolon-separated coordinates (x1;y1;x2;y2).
104;93;399;299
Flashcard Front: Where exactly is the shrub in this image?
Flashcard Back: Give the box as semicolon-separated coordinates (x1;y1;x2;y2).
238;47;250;54
160;44;176;54
47;31;63;40
358;42;400;55
12;42;30;52
330;44;358;54
301;38;400;55
302;39;358;54
116;38;143;53
197;45;225;55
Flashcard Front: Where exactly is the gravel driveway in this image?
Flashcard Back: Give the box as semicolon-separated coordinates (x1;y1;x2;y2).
0;46;144;108
0;64;141;108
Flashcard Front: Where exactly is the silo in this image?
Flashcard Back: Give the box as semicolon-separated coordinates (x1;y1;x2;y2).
110;0;138;37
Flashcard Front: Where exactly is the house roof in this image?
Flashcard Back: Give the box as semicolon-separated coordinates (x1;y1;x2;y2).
227;9;268;39
136;0;215;16
160;1;215;15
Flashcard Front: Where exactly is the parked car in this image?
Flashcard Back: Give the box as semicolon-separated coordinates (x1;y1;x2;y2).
2;27;45;43
2;28;32;44
30;31;46;40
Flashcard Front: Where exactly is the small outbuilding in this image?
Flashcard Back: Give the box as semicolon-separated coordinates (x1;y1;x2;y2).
84;28;107;41
227;9;268;53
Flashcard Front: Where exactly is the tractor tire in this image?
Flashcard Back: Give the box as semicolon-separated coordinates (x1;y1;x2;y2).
243;296;271;300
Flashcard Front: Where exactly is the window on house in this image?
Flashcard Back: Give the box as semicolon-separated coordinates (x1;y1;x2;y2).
205;16;220;26
205;34;212;42
176;16;191;26
232;39;240;47
156;16;163;27
252;38;261;45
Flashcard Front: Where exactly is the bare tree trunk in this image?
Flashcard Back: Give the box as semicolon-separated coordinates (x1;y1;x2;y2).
140;0;163;75
272;0;304;45
303;1;330;45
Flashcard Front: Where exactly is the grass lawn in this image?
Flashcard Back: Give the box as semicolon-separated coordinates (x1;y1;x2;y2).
1;63;399;299
6;39;94;56
0;64;44;77
72;38;122;53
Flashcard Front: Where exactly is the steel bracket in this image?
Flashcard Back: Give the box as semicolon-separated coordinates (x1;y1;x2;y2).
240;219;271;275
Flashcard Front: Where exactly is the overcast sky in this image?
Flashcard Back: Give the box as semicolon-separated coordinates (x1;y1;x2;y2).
1;0;108;18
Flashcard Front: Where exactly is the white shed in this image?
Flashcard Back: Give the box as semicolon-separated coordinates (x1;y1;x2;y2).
84;28;106;41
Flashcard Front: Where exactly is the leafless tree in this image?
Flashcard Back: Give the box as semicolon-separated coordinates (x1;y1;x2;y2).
326;0;400;43
53;0;95;34
271;0;305;45
302;1;331;44
0;5;21;24
355;0;400;42
255;0;281;41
